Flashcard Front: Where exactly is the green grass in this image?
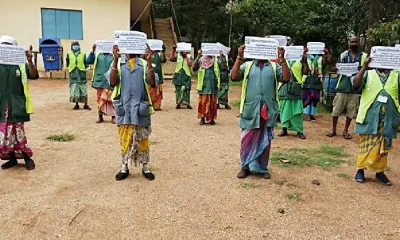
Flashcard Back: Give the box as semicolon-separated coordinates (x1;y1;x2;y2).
240;182;260;189
275;179;297;187
287;193;302;201
46;133;74;142
317;104;332;114
271;145;349;170
337;173;351;179
232;100;241;108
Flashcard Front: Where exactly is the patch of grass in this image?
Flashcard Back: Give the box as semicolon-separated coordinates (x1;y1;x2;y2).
240;182;260;189
229;80;243;87
271;145;349;170
337;173;351;179
275;125;283;130
46;133;74;142
232;100;241;108
287;193;302;201
275;179;297;187
317;104;332;115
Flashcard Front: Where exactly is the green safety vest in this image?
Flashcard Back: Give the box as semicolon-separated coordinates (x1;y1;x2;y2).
336;51;367;88
175;54;192;77
240;61;277;113
356;70;400;124
20;64;33;114
111;58;155;115
196;60;221;91
287;60;303;83
68;51;86;72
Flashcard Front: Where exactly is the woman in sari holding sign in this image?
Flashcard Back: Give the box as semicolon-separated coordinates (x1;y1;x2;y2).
87;43;115;123
193;49;227;125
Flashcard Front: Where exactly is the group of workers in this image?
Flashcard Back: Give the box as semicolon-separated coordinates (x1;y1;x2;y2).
0;34;398;187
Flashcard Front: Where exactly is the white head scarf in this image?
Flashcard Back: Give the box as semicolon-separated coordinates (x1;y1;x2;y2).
0;35;18;46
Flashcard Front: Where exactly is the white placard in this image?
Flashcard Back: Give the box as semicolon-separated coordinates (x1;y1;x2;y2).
114;31;147;54
201;43;220;56
244;37;279;60
147;39;163;51
336;62;360;76
370;46;400;70
0;44;26;65
268;35;287;47
217;42;230;56
307;42;325;55
395;44;400;48
176;42;192;52
284;46;304;61
96;40;114;54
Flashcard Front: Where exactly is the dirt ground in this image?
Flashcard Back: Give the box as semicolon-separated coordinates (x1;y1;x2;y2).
0;79;400;240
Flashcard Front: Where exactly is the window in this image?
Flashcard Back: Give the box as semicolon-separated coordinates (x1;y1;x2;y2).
41;8;83;40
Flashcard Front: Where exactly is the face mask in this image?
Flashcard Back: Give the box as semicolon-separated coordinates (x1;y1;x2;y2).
350;45;359;51
72;45;80;52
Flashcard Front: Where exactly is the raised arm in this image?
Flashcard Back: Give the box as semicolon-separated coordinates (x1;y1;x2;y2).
25;51;39;79
278;47;290;82
231;45;245;81
86;44;96;65
353;57;371;89
192;50;202;71
145;47;156;88
160;45;167;63
170;46;177;62
109;45;120;87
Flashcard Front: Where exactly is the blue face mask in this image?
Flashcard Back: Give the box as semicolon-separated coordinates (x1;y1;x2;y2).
72;45;80;52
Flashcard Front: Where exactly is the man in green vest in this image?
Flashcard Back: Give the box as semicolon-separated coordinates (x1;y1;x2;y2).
352;58;400;186
327;36;367;139
278;56;308;139
149;45;167;111
170;47;193;109
193;50;226;125
87;44;115;123
231;45;291;179
66;41;91;111
0;35;38;170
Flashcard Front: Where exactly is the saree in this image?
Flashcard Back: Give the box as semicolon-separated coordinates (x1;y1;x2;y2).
198;94;218;121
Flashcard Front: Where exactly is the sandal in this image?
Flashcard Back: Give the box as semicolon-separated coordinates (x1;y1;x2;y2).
326;132;336;137
343;131;352;140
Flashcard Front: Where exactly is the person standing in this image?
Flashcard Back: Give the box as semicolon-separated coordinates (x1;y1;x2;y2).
108;45;156;181
0;35;38;170
352;58;400;186
302;49;323;121
231;45;291;179
278;57;307;139
87;44;115;123
170;47;193;109
327;36;367;139
217;54;232;110
66;41;91;110
193;50;226;125
149;45;167;111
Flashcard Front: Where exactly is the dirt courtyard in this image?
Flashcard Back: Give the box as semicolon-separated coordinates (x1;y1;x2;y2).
0;79;399;240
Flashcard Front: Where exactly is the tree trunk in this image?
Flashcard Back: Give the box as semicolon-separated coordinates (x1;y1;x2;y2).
365;0;379;53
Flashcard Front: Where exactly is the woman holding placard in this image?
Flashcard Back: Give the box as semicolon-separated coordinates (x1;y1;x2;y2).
170;45;193;109
193;49;226;125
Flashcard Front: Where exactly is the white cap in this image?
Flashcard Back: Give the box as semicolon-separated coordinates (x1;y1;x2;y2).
0;35;18;46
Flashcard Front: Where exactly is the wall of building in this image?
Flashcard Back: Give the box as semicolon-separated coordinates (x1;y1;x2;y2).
0;0;131;70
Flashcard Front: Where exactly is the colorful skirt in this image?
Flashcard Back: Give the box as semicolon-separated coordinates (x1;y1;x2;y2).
70;83;88;103
149;84;163;110
302;88;320;107
0;121;32;160
240;118;274;173
96;88;115;116
198;94;218;121
357;109;391;173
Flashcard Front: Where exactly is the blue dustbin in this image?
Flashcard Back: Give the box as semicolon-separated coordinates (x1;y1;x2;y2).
39;38;63;71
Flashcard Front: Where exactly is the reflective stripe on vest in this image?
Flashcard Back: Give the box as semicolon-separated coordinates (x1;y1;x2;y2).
91;53;99;81
175;54;192;77
196;59;220;91
111;58;155;115
336;52;367;88
19;65;33;114
240;61;277;114
287;60;303;83
68;51;86;72
356;70;400;124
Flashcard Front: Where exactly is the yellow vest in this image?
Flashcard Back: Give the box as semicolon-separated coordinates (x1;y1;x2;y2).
336;51;367;88
175;54;192;77
20;65;33;114
240;61;277;113
68;51;86;72
287;60;303;83
196;60;221;91
111;58;155;115
356;70;400;124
